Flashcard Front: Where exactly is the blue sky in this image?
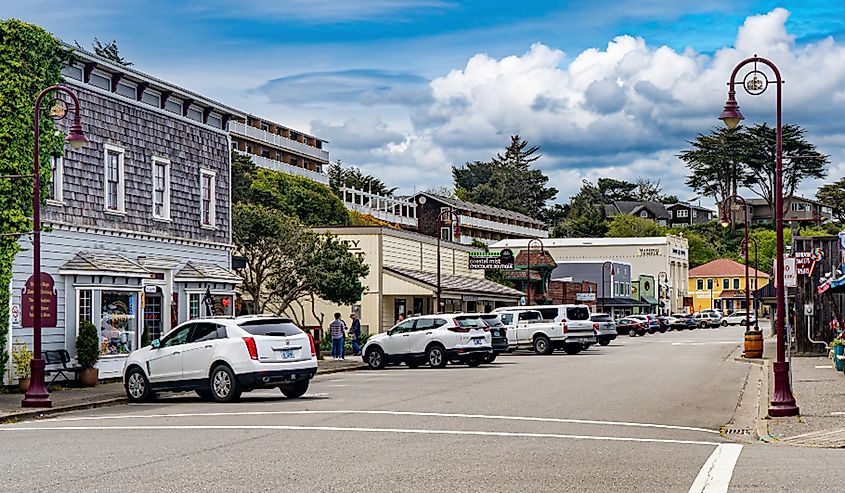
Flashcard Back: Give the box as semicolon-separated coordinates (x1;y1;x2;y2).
6;1;845;203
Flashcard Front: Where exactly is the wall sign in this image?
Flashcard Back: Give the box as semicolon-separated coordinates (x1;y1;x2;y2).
575;292;596;301
11;303;21;327
21;272;58;328
638;248;662;256
469;249;514;270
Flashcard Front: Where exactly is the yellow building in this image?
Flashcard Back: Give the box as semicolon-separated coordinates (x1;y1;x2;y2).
688;259;770;313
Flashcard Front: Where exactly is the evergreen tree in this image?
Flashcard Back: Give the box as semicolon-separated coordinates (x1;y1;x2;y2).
817;177;845;223
558;181;607;237
76;38;133;66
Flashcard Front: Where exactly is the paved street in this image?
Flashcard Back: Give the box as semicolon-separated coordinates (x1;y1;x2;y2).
2;326;844;492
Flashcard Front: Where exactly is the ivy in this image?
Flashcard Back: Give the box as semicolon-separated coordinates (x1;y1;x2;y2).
0;20;68;382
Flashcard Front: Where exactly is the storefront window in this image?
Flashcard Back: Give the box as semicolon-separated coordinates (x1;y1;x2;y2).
189;293;200;319
100;291;138;355
78;289;92;325
212;294;234;316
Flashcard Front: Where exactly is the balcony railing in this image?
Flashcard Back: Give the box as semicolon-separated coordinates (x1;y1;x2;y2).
457;214;549;238
229;121;330;162
342;187;417;227
238;151;329;185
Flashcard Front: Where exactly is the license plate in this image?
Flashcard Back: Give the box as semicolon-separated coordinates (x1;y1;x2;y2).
282;350;295;360
473;339;483;346
492;330;500;337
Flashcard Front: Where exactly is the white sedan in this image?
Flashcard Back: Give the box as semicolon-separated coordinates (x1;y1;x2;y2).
123;316;318;403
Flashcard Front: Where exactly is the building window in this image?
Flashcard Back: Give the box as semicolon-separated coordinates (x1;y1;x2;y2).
733;278;740;290
115;80;137;99
707;278;713;289
49;156;63;202
141;88;160;107
790;202;811;212
200;169;216;228
103;144;125;212
261;123;269;132
100;290;139;355
290;157;299;167
187;105;203;122
61;64;83;81
78;289;93;325
696;279;704;290
231;141;238;150
722;278;729;289
207;112;223;129
246;144;253;154
189;293;201;319
89;70;111;90
639;211;648;218
676;209;689;218
440;227;451;241
164;97;183;114
152;157;170;220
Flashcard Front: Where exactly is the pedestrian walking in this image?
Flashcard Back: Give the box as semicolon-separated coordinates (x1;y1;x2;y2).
329;312;346;360
349;312;362;356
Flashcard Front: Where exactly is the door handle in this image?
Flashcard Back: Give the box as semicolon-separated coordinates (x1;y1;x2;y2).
204;345;213;348
173;351;180;355
425;332;432;335
402;334;410;337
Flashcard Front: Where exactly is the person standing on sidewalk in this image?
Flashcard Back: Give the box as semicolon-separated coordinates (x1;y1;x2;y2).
349;313;362;356
329;313;346;360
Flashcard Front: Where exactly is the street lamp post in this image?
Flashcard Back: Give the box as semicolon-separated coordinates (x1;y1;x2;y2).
601;261;614;314
719;55;799;417
526;237;544;305
744;236;760;329
22;85;88;408
435;208;459;314
658;271;668;315
720;195;751;331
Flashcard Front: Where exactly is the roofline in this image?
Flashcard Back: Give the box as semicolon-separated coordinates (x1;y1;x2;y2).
311;226;483;253
412;192;546;226
243;114;326;144
491;235;687;248
59;269;150;278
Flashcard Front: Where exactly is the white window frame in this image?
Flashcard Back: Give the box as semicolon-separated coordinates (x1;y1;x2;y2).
103;143;126;213
639;210;649;218
200;168;217;229
790;202;810;212
48;155;63;204
676;209;689;218
115;79;138;99
152;157;171;221
89;69;112;91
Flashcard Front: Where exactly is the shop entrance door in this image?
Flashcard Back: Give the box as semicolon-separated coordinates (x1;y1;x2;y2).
144;293;163;343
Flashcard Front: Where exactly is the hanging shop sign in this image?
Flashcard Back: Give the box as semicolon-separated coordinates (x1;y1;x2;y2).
21;272;58;328
469;249;514;270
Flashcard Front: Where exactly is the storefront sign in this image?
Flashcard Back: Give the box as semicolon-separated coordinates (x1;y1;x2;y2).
637;248;661;256
575;292;596;301
469;249;514;270
21;272;58;328
794;251;813;275
783;257;797;288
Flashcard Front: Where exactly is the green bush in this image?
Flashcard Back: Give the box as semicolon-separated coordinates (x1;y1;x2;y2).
76;321;100;368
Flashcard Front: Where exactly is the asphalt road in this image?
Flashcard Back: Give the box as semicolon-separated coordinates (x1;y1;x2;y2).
2;325;844;492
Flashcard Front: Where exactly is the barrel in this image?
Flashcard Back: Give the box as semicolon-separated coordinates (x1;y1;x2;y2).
743;331;764;358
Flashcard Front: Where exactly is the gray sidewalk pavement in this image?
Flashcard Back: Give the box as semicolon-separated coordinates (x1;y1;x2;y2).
1;357;365;422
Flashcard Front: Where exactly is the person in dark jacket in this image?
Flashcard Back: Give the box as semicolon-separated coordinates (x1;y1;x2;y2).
349;312;362;356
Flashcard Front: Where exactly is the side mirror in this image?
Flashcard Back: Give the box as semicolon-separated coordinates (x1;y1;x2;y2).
151;339;161;349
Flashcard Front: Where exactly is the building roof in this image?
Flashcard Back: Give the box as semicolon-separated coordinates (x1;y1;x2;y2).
514;250;557;268
384;266;523;298
175;262;242;283
414;192;544;226
605;201;670;220
59;251;150;277
688;259;770;278
746;196;825;207
491;235;685;249
503;270;545;281
668;202;715;213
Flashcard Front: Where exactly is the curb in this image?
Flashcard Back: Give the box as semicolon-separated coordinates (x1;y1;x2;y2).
317;364;367;375
0;396;127;424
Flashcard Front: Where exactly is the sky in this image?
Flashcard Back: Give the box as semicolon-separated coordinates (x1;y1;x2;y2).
5;1;845;206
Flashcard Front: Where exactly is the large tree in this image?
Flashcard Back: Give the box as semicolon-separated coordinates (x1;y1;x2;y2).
606;215;665;238
248;168;349;226
231;150;256;204
817;177;845;223
679;127;751;208
743;123;828;218
557;180;607;238
453;135;557;219
327;160;395;197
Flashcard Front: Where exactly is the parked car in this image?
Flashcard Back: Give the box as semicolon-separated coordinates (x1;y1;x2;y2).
692;311;722;328
655;316;671;333
495;304;597;355
477;313;509;362
617;318;647;337
627;315;660;334
123;316;318;403
590;313;618;346
363;314;492;370
722;311;757;327
670;313;696;331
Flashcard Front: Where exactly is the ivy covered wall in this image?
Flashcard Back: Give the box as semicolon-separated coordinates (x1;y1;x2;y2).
0;20;67;382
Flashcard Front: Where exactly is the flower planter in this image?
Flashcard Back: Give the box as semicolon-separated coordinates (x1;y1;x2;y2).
18;378;30;392
834;345;845;372
79;368;99;387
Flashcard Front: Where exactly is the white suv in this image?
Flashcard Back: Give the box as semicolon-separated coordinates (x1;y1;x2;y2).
722;311;757;326
363;314;492;369
123;316;318;403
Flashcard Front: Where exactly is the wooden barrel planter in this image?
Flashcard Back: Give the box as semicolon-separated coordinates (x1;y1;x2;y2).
743;331;764;358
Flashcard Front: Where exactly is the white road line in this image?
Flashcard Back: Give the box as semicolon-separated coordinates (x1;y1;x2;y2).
688;443;743;493
671;342;740;346
816;365;833;369
0;423;721;446
831;412;845;416
30;409;720;435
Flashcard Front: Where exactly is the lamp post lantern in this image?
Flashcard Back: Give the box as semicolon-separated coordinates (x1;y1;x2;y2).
435;208;459;314
22;85;88;408
526;237;544;305
720;194;751;331
720;55;798;417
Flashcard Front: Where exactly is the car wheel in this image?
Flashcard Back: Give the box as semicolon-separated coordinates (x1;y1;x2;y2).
638;329;647;337
599;338;610;346
485;353;498;363
406;360;421;369
533;335;553;355
647;328;656;334
564;344;582;355
195;388;213;400
628;329;636;337
466;356;484;367
125;367;153;403
365;347;386;370
721;320;728;327
659;327;667;333
280;380;309;399
209;364;242;403
427;344;448;368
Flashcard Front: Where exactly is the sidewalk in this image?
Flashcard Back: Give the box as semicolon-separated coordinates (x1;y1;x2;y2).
0;357;365;423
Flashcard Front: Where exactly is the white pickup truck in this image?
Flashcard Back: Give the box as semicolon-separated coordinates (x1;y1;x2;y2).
495;305;597;355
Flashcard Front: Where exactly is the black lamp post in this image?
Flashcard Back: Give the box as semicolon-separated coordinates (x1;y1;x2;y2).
720;194;751;331
658;271;668;315
435;208;459;314
744;236;760;330
22;85;88;408
526;237;544;305
601;261;614;313
720;54;798;417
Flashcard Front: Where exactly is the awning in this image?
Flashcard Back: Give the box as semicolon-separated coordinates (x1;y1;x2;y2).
718;290;749;298
596;297;651;307
175;262;242;284
384;266;523;300
641;296;658;305
59;251;150;278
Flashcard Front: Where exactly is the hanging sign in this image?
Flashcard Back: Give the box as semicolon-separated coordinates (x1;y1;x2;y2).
783;257;797;288
469;249;514;270
21;272;58;328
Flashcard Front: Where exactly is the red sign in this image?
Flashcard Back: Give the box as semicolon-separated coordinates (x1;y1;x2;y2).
21;272;58;328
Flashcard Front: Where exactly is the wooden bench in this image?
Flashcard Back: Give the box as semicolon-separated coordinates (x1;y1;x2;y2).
43;350;84;387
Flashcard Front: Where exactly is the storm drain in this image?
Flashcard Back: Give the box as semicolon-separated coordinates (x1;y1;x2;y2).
722;427;754;436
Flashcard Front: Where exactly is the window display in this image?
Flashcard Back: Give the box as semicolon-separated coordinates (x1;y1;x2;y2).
100;291;138;355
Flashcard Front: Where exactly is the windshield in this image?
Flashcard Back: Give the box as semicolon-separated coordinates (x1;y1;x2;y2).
480;315;504;327
565;306;591;321
591;314;613;322
238;318;303;336
455;316;487;329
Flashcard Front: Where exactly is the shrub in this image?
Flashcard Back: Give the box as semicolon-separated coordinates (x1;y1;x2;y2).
11;340;32;379
76;321;100;368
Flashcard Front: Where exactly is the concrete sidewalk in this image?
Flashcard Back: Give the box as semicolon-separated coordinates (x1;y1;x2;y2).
1;357;365;423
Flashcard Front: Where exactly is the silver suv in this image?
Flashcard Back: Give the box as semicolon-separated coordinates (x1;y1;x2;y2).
693;310;722;328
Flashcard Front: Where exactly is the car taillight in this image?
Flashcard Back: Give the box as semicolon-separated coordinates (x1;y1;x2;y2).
562;322;568;334
242;337;258;360
307;333;316;357
448;326;470;333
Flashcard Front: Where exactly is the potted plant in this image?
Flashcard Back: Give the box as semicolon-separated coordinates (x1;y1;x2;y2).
832;338;845;372
76;320;101;386
11;340;32;391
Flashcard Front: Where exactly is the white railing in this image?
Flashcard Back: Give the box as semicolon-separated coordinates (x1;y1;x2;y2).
458;214;549;238
229;121;330;162
342;187;417;227
240;151;329;185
